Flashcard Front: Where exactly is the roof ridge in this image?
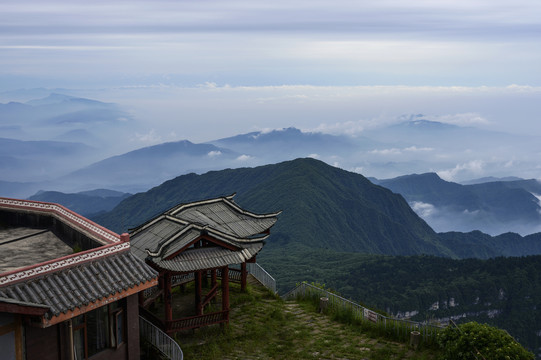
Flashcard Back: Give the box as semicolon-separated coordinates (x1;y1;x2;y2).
170;195;282;219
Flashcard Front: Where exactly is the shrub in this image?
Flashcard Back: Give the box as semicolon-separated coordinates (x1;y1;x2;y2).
437;322;533;360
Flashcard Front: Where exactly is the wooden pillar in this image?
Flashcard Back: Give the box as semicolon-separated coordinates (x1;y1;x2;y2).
203;269;209;287
67;319;74;360
195;270;203;315
164;272;172;323
241;262;247;292
222;266;230;323
126;294;141;360
158;273;164;296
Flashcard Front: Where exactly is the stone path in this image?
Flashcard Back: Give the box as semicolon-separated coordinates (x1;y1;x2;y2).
177;277;436;359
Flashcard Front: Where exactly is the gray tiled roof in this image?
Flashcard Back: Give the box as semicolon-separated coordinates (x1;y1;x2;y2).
129;217;196;260
152;243;264;273
0;251;157;318
130;195;280;273
172;200;278;238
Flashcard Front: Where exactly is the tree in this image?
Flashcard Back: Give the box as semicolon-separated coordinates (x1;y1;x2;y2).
437;322;533;360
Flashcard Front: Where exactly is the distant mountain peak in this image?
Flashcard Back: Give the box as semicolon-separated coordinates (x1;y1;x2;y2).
25;93;75;106
394;119;460;130
25;93;110;107
460;176;524;185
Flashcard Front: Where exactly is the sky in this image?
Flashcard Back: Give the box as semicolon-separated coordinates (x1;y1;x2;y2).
2;0;540;88
1;0;540;163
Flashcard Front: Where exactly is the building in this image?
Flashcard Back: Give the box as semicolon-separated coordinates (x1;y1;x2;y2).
131;194;280;333
0;197;158;360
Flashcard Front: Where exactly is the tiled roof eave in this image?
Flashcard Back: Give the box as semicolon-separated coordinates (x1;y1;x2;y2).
0;252;158;322
169;195;282;219
150;243;263;273
144;222;269;259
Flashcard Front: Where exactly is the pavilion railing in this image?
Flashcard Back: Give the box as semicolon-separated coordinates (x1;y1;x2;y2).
166;310;229;333
246;263;276;293
283;282;443;344
219;267;242;282
140;315;183;360
143;262;276;302
171;273;195;287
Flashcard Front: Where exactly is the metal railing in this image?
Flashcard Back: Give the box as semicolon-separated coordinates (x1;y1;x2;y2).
283;282;443;343
247;263;276;293
140;316;183;360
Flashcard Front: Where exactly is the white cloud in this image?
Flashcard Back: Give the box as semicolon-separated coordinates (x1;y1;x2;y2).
197;82;219;89
260;128;277;134
506;84;541;93
531;193;541;215
424;113;490;127
207;150;222;157
312;120;365;136
404;146;434;152
437;160;485;181
307;153;320;159
370;148;402;155
134;129;161;144
504;159;515;168
236;154;252;161
410;201;437;218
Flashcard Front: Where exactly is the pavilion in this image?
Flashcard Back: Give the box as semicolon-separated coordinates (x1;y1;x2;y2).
130;194;280;334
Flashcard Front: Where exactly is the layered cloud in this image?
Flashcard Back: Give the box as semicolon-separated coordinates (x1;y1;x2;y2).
423;113;489;127
1;1;540;88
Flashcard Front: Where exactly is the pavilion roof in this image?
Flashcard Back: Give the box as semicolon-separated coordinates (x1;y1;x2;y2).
152;243;264;273
130;194;280;272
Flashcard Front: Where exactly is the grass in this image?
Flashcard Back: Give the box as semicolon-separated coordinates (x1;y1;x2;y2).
174;278;442;359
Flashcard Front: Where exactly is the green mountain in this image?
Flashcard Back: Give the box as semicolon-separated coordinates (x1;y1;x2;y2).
374;173;541;235
95;158;541;260
94;157;448;256
438;231;541;258
376;173;541;220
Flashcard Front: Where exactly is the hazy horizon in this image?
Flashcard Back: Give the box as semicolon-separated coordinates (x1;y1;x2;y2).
1;0;541;183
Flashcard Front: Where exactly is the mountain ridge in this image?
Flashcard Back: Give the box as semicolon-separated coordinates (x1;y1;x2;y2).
373;172;541;235
93;157;450;257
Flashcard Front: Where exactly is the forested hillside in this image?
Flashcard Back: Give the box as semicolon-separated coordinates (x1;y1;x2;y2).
94;158;448;256
261;248;541;354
